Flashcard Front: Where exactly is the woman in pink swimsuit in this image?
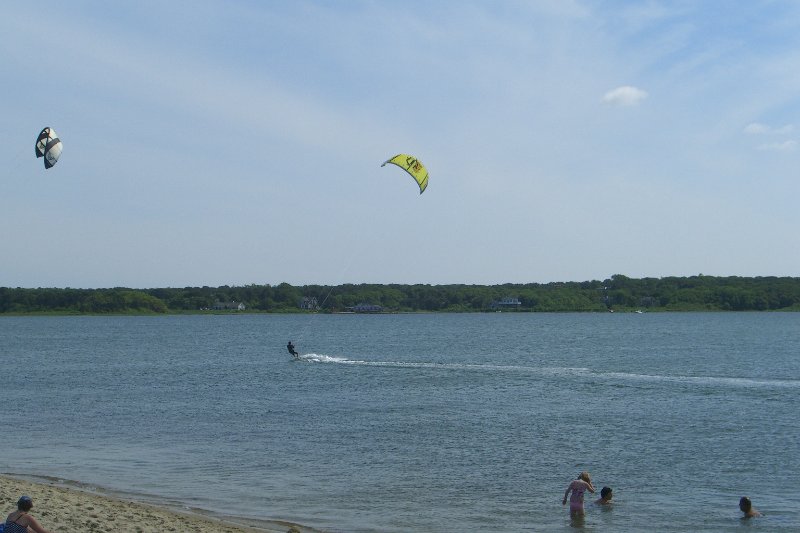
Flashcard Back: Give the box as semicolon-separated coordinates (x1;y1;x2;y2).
562;471;595;516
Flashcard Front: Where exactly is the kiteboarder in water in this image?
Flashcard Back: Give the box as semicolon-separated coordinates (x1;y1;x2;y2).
287;341;299;358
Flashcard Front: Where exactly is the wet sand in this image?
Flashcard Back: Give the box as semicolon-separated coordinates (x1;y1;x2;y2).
0;474;308;533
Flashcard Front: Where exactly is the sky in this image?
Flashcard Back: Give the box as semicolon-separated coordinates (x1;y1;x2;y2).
2;1;799;288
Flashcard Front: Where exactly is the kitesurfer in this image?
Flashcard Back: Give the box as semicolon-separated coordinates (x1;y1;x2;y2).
287;341;299;358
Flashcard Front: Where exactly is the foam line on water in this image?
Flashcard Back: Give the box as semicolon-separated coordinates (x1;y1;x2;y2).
295;353;589;375
598;371;800;389
295;354;799;389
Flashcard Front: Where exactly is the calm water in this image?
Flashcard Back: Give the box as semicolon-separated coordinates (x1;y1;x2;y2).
1;313;799;532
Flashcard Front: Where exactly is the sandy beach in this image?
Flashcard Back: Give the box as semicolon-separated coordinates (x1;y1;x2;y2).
1;474;306;533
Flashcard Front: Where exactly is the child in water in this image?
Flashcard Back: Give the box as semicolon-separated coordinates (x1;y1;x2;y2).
562;471;595;516
739;496;762;518
595;486;613;505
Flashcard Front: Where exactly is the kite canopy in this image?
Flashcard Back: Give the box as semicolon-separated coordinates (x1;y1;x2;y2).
381;154;428;194
35;127;62;169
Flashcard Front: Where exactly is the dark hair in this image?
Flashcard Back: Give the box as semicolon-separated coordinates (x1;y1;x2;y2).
601;486;612;498
739;496;752;511
17;495;33;511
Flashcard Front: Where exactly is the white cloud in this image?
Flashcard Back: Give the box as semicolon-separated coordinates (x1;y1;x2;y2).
757;140;798;152
744;122;769;134
602;85;648;106
744;122;794;135
746;123;796;152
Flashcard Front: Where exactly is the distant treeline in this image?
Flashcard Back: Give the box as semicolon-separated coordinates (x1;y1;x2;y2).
2;275;800;314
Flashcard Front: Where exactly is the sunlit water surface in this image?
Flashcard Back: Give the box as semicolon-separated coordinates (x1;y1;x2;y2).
2;313;798;532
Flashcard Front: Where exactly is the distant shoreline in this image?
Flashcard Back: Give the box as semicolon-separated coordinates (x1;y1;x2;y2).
1;308;799;317
2;275;800;314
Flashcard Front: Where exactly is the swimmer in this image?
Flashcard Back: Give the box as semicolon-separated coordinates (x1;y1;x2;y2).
562;471;595;517
595;486;613;505
739;496;762;518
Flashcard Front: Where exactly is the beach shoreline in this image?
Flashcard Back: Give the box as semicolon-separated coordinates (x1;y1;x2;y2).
0;473;314;533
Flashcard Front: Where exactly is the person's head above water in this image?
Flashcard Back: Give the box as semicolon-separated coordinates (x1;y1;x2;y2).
600;487;612;499
739;496;763;518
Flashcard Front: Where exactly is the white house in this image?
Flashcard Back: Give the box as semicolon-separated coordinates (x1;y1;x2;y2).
212;301;246;311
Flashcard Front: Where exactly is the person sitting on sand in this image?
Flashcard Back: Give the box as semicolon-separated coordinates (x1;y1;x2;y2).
739;496;762;518
4;495;53;533
595;486;613;505
562;471;595;516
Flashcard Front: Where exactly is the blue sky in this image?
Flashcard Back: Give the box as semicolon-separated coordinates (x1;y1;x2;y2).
2;1;799;288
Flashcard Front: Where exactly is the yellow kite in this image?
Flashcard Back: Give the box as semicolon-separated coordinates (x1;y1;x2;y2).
381;154;429;194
